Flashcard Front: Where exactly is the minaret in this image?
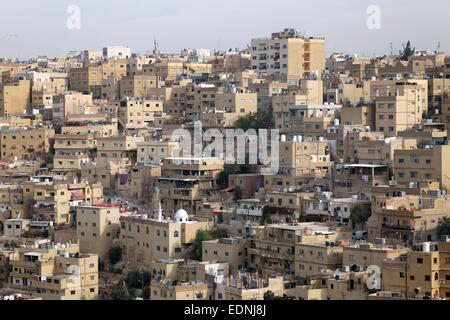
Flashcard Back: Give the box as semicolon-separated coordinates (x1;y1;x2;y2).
157;201;163;222
153;186;163;221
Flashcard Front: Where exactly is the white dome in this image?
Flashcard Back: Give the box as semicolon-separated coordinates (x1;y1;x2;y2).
174;208;189;222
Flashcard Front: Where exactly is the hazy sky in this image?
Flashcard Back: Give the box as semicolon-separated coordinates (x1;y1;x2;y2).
1;0;449;60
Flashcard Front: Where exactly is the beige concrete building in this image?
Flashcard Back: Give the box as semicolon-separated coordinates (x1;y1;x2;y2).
76;205;121;260
119;74;159;99
137;140;179;166
216;272;284;300
150;278;212;300
0;80;31;116
202;238;246;271
394;145;450;190
275;104;341;137
381;242;450;299
96;135;145;163
119;208;209;268
201;91;257;129
0;127;54;161
263;139;333;193
295;242;343;278
6;242;99;300
157;157;223;215
29;181;103;225
371;80;428;137
116;98;164;129
251;28;325;78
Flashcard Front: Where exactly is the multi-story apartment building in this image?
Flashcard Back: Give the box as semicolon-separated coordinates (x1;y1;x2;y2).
80;160;128;190
371;80;428;137
137;140;179;166
342;243;409;269
275;104;342;138
6;242;98;300
295;242;343;278
143;61;185;80
150;278;211;300
341;104;375;129
185;84;224;121
201;91;257;130
61;119;118;138
157;157;223;215
353;137;417;167
96;135;145;164
394;145;450;189
53;133;97;157
119;206;209;268
28;180;103;224
0;127;55;161
0;80;31;116
251;28;325;78
263;139;333;192
76;205;122;259
117;165;160;201
247;223;352;279
52;92;93;120
332;163;389;200
102;46;131;60
216;272;284;300
119;74;160;99
249;82;289;113
381;241;450;299
202;237;247;271
116;98;164;129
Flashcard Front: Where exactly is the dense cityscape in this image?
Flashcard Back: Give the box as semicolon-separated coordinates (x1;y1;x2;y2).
0;23;449;303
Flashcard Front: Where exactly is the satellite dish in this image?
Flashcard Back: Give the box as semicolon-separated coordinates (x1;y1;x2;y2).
333;269;340;280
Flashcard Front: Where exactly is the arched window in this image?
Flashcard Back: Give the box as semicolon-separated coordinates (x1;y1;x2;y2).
174;231;179;238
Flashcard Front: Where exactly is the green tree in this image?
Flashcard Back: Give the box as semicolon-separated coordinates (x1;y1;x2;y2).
125;269;151;289
108;246;123;265
193;228;228;260
233;186;243;201
437;217;450;236
216;161;257;189
194;230;215;260
234;111;274;131
350;204;372;230
210;228;228;239
142;286;150;300
42;152;54;165
110;284;132;300
399;41;415;61
264;291;275;300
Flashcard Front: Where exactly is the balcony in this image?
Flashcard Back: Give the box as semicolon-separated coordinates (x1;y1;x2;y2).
381;223;414;232
247;247;294;261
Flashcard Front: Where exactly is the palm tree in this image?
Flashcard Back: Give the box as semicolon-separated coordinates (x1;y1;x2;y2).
350;204;371;230
437;217;450;236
